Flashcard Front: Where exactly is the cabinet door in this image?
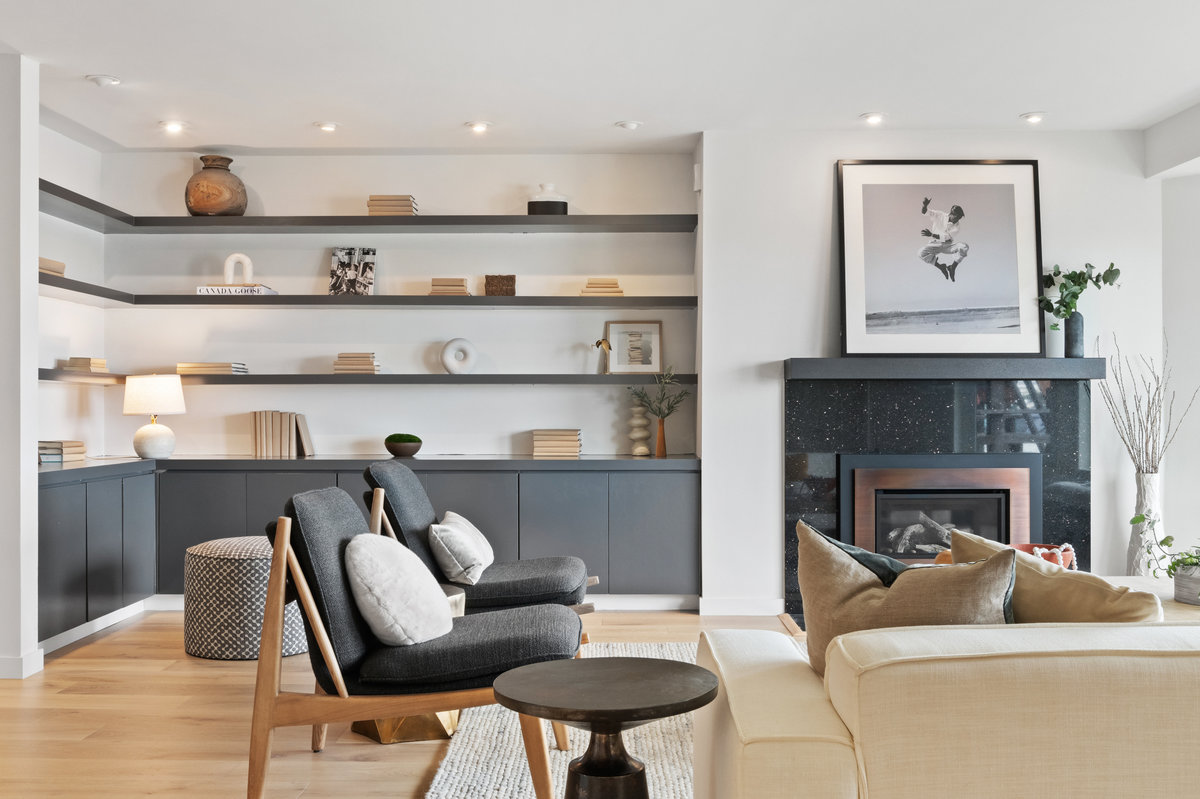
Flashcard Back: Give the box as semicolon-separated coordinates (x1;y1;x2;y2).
38;483;87;639
337;471;372;520
425;472;519;563
518;472;609;589
86;478;124;620
246;472;337;537
609;473;700;594
158;472;247;594
122;473;157;605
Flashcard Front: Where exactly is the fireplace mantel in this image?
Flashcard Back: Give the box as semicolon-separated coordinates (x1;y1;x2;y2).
784;357;1106;381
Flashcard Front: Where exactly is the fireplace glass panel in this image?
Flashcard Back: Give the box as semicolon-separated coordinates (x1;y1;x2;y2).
874;490;1006;559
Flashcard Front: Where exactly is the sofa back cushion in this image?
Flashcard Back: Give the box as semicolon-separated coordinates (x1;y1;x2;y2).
795;521;1015;675
823;623;1200;798
951;528;1162;623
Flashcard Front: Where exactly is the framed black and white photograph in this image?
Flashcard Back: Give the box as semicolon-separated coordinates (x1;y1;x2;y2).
837;160;1044;356
604;321;663;374
329;246;376;296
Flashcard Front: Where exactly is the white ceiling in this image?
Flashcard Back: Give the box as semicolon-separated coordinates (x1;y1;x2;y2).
3;0;1200;154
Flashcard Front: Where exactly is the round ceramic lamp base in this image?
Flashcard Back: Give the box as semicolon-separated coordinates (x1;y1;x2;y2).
133;422;176;459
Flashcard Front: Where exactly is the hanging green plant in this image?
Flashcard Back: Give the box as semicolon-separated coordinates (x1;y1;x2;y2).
1037;262;1119;330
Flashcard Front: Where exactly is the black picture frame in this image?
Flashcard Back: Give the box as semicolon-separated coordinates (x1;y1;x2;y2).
837;159;1044;357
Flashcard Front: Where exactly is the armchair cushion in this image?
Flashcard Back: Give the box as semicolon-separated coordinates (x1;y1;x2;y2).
429;511;495;585
358;603;582;693
460;556;588;611
345;533;453;646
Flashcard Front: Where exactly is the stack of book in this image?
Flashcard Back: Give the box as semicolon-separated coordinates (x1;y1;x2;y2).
39;440;85;464
333;352;381;374
532;429;582;459
429;278;471;296
580;277;624;296
177;362;249;375
252;411;315;458
367;195;419;216
196;283;278;296
63;357;109;374
38;257;66;276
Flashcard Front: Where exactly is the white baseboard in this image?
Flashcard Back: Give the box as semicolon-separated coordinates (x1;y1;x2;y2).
698;596;785;616
589;594;699;611
0;648;45;679
38;602;149;657
145;594;184;611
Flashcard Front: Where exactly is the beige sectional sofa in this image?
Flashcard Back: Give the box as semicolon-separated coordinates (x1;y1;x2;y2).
694;623;1200;798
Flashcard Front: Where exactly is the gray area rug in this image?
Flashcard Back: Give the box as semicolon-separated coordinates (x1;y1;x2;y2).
426;641;699;799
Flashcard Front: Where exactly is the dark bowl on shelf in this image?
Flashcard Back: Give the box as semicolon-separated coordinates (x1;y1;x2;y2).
385;440;422;458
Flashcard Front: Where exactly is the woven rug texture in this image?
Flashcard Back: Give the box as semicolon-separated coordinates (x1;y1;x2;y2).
425;641;698;799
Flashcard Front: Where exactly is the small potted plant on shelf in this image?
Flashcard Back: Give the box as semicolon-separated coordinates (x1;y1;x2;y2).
627;366;691;458
1037;262;1120;357
1140;511;1200;606
384;433;422;458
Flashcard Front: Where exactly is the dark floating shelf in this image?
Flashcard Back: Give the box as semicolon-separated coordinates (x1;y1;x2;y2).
38;273;697;310
38;368;125;385
39;180;697;235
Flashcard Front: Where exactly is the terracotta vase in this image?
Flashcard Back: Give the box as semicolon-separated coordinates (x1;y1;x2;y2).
185;155;247;216
655;417;666;458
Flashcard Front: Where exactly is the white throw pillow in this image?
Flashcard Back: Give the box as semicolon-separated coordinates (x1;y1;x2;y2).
428;510;496;585
344;533;453;646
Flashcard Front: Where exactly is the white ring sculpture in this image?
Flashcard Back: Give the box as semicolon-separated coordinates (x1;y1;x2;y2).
441;338;478;374
223;252;254;285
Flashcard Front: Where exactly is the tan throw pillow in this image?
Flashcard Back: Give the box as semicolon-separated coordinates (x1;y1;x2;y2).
950;529;1163;623
795;521;1015;676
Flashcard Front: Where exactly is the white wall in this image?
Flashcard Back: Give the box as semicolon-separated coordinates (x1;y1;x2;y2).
1162;175;1200;551
698;129;1164;613
44;151;698;458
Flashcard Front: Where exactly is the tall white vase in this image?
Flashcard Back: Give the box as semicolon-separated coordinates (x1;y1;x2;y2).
1127;472;1161;576
629;405;651;456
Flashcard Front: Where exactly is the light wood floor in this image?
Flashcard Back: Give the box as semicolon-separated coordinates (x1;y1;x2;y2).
0;611;793;798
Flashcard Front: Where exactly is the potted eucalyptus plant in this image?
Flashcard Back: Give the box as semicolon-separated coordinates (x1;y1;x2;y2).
1037;262;1119;357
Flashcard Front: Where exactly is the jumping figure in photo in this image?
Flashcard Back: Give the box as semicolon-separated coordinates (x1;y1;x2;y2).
918;197;969;281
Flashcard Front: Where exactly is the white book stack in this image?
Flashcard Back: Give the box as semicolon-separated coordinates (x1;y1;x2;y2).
39;439;86;464
367;195;419;216
196;284;278;295
63;357;109;373
429;277;471;296
580;277;624;296
38;257;66;276
251;411;315;458
532;428;582;459
177;362;249;375
333;352;381;374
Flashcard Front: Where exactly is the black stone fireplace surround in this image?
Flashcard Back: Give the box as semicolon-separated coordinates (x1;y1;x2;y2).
784;356;1106;617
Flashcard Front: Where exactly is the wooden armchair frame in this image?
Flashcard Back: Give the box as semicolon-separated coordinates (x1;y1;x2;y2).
247;514;557;799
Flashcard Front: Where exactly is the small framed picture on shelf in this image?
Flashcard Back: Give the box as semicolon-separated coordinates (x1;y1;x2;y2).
604;320;663;374
329;246;376;296
837;159;1044;356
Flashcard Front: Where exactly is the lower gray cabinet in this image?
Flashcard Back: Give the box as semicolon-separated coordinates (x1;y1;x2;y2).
246;471;337;536
609;473;700;594
519;472;610;589
38;483;87;640
122;473;157;606
86;478;124;620
337;471;372;519
158;472;247;594
425;472;519;563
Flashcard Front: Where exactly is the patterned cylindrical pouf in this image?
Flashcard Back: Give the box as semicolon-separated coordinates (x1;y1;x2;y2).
184;536;308;660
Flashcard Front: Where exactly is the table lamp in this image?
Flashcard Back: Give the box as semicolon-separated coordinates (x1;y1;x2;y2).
123;374;186;458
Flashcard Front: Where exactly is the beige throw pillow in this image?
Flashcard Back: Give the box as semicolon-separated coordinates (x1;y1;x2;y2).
950;529;1163;623
795;521;1015;676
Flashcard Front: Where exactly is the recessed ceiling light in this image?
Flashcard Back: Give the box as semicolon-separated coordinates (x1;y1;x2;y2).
859;112;885;125
615;120;643;130
313;121;338;132
1020;111;1045;125
159;120;186;134
465;121;492;133
85;74;121;87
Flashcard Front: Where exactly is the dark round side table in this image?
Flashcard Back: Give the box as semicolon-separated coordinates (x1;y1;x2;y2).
493;656;718;799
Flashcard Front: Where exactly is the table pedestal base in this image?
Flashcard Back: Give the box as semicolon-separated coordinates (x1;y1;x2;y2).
565;730;648;799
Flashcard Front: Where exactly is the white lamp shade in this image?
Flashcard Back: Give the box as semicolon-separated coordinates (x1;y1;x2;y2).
123;374;186;416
